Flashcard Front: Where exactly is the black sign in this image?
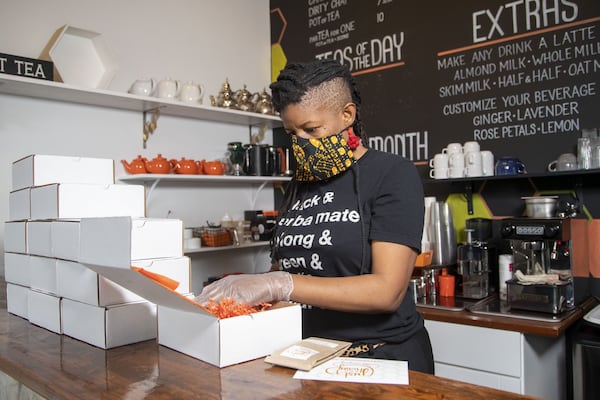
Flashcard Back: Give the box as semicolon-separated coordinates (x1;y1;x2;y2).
0;52;53;81
269;0;600;173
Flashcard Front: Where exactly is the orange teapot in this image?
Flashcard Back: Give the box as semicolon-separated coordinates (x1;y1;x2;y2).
170;157;202;175
121;155;148;174
201;159;226;175
145;154;175;174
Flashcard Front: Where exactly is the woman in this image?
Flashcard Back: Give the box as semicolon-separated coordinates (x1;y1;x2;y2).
196;59;434;374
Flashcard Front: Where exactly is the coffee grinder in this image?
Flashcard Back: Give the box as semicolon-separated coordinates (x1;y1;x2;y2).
455;218;497;299
500;218;574;314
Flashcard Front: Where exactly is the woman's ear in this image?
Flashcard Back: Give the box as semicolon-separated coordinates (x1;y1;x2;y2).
342;102;357;126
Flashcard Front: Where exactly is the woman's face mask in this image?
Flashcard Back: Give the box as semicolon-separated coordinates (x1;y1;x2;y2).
291;128;355;182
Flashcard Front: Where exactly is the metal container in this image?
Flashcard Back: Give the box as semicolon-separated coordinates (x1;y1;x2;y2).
428;201;457;266
409;277;426;302
522;196;558;218
506;279;571;314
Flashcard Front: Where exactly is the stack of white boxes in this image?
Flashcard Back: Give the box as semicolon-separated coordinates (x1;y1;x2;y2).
4;154;191;349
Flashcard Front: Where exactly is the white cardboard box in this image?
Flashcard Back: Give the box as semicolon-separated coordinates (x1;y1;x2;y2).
51;219;80;261
56;259;144;306
29;256;58;295
56;257;191;306
28;289;62;334
11;154;115;191
8;188;30;221
80;261;302;368
4;252;30;286
79;217;183;266
27;220;53;257
61;298;157;349
6;283;29;319
4;221;27;253
30;183;145;220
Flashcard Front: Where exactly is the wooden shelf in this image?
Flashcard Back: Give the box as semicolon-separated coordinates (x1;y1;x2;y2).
0;74;282;128
184;241;269;254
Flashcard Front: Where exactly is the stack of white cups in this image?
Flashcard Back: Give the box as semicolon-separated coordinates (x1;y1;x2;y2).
429;141;494;179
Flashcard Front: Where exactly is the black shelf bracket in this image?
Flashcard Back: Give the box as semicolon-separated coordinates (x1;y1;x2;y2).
465;181;474;215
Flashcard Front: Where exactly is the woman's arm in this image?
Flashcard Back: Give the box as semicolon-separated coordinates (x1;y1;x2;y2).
289;240;417;313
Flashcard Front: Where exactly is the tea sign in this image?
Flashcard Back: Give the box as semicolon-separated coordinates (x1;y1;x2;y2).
0;52;53;81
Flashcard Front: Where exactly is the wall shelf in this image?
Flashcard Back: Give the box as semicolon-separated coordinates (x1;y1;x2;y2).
118;174;291;184
0;74;282;128
423;168;600;184
184;241;269;254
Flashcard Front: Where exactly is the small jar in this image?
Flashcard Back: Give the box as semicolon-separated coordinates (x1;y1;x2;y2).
439;268;455;297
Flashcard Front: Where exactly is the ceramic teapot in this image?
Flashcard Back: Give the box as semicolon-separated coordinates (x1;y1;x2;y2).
201;159;226;175
210;79;237;109
170;157;202;174
253;88;275;115
155;78;181;99
179;81;204;104
121;155;148;174
145;154;175;174
128;78;155;96
235;85;255;112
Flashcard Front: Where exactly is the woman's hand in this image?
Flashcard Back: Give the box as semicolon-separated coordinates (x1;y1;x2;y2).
194;271;294;306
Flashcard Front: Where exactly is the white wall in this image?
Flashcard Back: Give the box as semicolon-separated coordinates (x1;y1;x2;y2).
0;0;275;287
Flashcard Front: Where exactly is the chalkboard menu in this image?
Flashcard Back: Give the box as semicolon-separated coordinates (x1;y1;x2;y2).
269;0;600;173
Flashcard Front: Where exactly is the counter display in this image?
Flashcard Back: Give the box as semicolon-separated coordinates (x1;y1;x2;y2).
0;305;537;400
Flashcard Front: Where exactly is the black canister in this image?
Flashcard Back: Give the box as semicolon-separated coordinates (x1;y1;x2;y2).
243;144;272;176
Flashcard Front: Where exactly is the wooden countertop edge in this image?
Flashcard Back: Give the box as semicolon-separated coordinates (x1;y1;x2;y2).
418;296;597;337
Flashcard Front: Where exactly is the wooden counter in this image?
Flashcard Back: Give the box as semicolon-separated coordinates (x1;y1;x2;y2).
417;296;597;337
0;307;537;400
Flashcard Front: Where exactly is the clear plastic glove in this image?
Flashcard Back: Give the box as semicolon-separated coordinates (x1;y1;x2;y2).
194;271;293;306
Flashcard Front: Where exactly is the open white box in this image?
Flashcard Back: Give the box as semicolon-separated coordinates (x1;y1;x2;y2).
12;154;115;191
79;261;301;368
79;216;301;367
42;25;118;89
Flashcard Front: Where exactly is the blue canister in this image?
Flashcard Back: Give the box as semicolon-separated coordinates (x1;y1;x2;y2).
495;157;526;175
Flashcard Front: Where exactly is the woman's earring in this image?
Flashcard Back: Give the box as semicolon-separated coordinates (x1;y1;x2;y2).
347;128;360;150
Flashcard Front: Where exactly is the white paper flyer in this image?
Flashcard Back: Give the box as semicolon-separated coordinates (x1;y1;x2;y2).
293;357;409;385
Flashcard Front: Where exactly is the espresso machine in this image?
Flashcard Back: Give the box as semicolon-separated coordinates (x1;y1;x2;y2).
500;218;574;314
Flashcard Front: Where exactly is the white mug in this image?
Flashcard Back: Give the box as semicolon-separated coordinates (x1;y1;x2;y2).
128;78;155;96
430;167;449;179
463;141;480;153
429;153;449;170
442;142;463;155
481;150;494;176
179;81;204;103
449;152;465;178
548;153;577;172
155;78;181;99
464;151;483;177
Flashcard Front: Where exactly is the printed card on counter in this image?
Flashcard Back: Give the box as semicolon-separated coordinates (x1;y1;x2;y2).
264;337;351;371
293;357;409;385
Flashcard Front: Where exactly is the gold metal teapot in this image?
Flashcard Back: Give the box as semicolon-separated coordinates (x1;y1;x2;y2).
210;79;237;109
235;84;255;112
253;88;275;115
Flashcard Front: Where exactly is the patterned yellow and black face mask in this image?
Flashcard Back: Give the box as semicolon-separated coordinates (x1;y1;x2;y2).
291;130;355;182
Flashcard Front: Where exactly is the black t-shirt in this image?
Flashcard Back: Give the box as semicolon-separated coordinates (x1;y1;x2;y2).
273;149;425;343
